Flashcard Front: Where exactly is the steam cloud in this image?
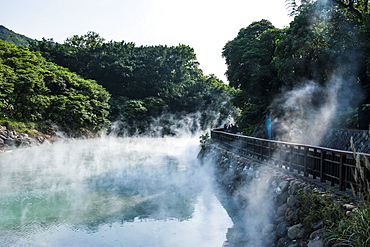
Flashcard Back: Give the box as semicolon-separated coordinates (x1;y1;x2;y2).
273;71;361;145
235;1;365;246
0;134;233;246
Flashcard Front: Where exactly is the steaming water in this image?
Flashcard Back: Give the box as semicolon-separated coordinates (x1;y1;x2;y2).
0;136;232;247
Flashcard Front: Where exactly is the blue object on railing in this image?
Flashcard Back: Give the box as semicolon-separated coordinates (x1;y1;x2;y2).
266;118;272;139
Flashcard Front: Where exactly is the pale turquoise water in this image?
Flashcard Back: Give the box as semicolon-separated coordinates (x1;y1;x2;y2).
0;136;232;247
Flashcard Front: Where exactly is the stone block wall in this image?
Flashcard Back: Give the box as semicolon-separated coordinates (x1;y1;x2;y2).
206;144;356;247
320;129;370;153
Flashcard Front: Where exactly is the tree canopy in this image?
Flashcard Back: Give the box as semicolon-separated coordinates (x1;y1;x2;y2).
7;0;370;138
0;40;111;133
223;0;370;137
30;34;235;135
0;25;34;47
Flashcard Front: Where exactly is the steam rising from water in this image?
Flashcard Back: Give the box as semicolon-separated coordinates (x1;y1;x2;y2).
0;136;232;246
238;2;364;245
273;78;343;144
1;6;365;243
272;0;363;145
240;166;275;246
274;54;362;144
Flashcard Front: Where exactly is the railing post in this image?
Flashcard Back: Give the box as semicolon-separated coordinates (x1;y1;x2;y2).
279;144;283;168
259;140;262;160
253;139;256;159
312;149;317;179
289;145;294;172
268;141;272;160
330;153;335;187
320;150;325;183
365;156;370;194
279;145;283;168
339;154;345;191
304;147;308;177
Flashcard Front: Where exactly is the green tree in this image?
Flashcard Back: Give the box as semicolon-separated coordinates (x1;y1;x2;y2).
65;31;106;48
0;63;15;117
331;0;369;19
276;0;368;130
31;35;234;134
0;40;111;132
274;4;331;87
222;20;282;136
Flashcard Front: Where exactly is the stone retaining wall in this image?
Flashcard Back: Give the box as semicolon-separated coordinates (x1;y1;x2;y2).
320;128;370;153
206;144;356;247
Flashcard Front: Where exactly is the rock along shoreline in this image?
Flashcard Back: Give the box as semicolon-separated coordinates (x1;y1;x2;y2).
0;125;58;152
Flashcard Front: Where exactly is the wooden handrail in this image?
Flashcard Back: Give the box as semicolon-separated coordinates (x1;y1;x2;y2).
211;128;370;195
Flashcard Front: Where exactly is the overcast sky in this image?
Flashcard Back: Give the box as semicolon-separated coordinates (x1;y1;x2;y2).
2;0;293;82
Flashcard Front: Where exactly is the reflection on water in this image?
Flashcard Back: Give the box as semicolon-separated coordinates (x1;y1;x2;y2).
0;136;232;246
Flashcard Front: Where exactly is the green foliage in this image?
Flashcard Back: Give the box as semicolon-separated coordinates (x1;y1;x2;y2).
275;1;363;87
327;204;370;246
31;34;235;134
222;20;281;137
65;31;105;48
223;19;277;90
122;100;148;122
296;187;370;246
0;119;36;132
326;142;370;246
223;0;370;136
295;189;345;228
0;39;111;132
144;97;166;116
199;132;210;151
331;107;359;129
0;25;34;46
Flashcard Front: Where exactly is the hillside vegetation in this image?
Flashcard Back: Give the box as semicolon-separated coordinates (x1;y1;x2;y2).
29;33;235;135
0;25;34;46
3;0;370;139
222;0;370;137
0;30;236;135
0;40;110;133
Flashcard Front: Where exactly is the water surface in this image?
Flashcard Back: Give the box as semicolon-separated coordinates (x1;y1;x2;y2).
0;136;232;246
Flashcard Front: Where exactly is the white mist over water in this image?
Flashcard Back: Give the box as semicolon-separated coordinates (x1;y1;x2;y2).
242;167;275;246
0;135;232;247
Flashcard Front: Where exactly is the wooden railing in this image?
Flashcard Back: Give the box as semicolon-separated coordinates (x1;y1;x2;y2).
211;128;370;194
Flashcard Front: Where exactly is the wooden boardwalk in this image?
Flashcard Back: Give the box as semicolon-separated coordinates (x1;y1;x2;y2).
211;128;370;198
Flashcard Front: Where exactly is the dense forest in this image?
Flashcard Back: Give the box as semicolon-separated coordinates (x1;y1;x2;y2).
223;0;370;138
0;40;110;133
0;25;34;46
2;0;370;138
29;34;235;135
0;27;235;136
